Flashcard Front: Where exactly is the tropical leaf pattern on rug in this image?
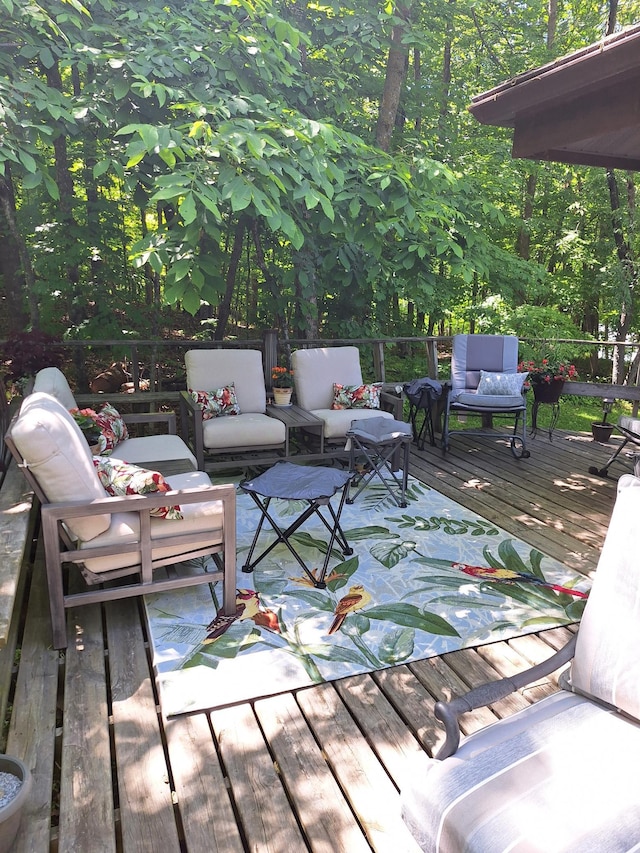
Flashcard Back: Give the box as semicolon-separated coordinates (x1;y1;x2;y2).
145;476;589;716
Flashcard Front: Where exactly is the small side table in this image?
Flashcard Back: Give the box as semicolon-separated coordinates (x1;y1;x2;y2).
240;461;354;588
266;404;324;455
346;416;412;507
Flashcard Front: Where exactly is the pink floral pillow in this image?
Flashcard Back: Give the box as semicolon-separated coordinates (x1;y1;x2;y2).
70;403;128;454
189;385;241;420
93;457;182;520
331;383;382;410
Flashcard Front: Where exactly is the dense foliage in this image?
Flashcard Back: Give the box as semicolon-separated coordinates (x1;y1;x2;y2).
1;0;639;371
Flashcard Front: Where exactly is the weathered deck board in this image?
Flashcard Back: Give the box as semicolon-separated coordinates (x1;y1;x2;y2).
58;599;115;853
3;429;620;852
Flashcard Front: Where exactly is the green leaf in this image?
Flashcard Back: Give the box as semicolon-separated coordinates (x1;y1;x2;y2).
370;539;417;568
113;79;129;100
18;150;37;173
366;603;460;637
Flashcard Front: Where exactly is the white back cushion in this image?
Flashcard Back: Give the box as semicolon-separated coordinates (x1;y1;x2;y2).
12;392;110;541
33;367;78;410
571;473;640;721
292;346;363;411
185;350;266;413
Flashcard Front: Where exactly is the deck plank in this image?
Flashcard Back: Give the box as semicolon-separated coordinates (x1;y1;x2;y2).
210;701;308;852
297;682;423;852
164;713;245;853
58;601;116;853
106;598;182;852
8;558;59;853
254;691;372;853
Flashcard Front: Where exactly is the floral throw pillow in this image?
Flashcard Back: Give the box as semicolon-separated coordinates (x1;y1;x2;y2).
331;383;382;410
70;402;128;454
476;370;528;396
93;457;183;520
189;385;241;420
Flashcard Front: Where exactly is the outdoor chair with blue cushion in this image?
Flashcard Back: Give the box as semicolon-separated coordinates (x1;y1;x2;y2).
182;349;286;469
401;471;640;852
291;346;402;449
442;334;529;459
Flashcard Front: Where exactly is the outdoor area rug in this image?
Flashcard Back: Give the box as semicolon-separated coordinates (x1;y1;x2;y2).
144;475;590;717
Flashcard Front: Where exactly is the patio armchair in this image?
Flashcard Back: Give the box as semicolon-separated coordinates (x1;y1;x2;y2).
401;471;640;851
291;346;402;448
6;392;237;649
33;366;197;469
442;334;529;458
181;349;286;469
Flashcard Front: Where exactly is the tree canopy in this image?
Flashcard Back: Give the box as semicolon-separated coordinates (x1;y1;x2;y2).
1;0;639;358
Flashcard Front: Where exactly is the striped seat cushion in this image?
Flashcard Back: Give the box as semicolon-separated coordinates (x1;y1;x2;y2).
401;691;640;852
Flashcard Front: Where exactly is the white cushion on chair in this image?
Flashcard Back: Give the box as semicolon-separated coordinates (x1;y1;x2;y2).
33;367;78;409
312;407;393;440
185;349;267;413
202;411;285;449
12;392;111;541
571;473;640;722
78;470;225;573
114;434;197;468
402;690;640;852
292;346;364;411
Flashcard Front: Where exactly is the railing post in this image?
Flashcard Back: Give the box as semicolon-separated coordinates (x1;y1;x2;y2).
425;340;439;379
263;329;278;388
372;341;385;382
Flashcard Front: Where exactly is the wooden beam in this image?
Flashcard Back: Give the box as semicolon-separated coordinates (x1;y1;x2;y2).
512;81;640;159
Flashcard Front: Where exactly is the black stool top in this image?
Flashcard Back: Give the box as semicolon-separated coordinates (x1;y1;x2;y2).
347;416;412;444
241;461;352;501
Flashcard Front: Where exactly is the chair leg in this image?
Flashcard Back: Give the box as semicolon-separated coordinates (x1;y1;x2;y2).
41;509;68;650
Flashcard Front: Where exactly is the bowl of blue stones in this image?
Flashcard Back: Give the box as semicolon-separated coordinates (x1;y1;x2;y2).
0;755;31;853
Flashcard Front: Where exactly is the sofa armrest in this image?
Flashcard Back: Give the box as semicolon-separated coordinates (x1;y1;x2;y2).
122;411;177;434
179;391;205;470
434;634;577;760
380;389;403;420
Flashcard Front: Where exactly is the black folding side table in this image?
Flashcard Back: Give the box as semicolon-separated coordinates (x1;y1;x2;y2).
240;461;354;589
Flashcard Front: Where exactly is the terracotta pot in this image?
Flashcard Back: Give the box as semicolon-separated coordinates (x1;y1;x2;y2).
0;755;31;853
591;422;614;442
532;380;564;404
273;388;293;406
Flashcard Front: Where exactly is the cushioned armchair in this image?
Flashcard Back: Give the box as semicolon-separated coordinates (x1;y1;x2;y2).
442;334;529;458
6;392;237;649
291;346;401;446
181;349;286;469
401;472;640;851
33;366;196;468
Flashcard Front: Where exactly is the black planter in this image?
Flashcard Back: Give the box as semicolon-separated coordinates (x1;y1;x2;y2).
591;422;614;442
532;380;564;404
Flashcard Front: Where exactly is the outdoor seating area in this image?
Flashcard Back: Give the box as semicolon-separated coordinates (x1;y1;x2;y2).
0;419;623;851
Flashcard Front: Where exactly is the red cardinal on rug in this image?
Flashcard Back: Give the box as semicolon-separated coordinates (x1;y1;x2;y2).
204;589;280;642
328;584;372;634
453;562;588;598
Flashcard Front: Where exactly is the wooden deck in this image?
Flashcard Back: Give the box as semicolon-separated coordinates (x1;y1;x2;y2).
4;428;624;853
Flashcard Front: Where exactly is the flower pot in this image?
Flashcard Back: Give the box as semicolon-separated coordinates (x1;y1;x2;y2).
273;388;293;407
0;755;31;853
532;380;565;404
591;422;614;442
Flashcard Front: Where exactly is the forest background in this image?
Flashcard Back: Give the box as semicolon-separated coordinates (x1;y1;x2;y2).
1;0;640;383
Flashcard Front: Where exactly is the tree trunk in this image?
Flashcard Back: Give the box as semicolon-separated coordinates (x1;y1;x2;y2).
375;2;412;151
215;216;248;341
0;172;39;329
606;169;637;384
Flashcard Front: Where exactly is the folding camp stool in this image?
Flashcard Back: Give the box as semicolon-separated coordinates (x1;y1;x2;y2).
346;416;412;507
589;414;640;477
240;461;354;589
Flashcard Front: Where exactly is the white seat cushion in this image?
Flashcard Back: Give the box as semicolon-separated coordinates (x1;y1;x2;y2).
115;434;197;468
202;412;285;449
311;407;393;440
402;690;640;853
77;471;225;573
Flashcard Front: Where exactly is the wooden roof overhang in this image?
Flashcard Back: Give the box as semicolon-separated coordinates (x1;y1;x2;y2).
469;24;640;171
